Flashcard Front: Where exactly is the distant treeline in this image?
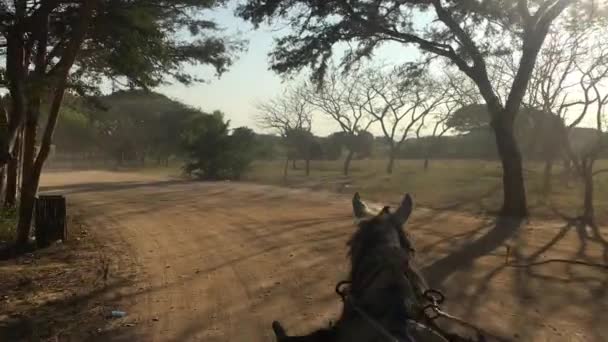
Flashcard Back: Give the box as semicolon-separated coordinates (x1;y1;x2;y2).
48;91;607;170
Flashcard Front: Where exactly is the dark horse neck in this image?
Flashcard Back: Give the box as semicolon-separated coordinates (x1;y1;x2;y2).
273;321;336;341
278;330;335;341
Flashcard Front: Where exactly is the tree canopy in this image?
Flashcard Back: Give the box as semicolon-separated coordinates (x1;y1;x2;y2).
182;111;257;180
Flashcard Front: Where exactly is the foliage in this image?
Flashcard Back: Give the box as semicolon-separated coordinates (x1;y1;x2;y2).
285;127;316;161
447;104;491;133
182;112;256;180
92;90;202;164
0;208;17;243
328;131;374;159
0;0;243;246
252;134;283;160
238;0;601;215
321;134;343;160
72;0;241;91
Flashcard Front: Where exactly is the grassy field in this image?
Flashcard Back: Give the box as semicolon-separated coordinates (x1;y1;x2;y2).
242;158;608;223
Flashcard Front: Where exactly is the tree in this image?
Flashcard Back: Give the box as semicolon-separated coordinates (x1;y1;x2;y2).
322;133;344;160
551;25;608;227
447;105;490;134
423;99;461;171
302;71;374;175
285;128;316;176
238;0;598;217
256;86;314;177
225;127;257;180
361;66;445;174
88;90;202;166
183;112;256;180
0;0;238;248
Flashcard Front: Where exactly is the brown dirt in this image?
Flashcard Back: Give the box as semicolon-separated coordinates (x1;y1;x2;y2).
10;170;607;341
0;214;136;341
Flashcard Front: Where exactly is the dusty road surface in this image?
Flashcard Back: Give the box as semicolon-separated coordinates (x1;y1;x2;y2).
40;171;608;342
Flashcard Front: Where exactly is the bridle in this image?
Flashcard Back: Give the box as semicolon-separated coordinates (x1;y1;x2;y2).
335;275;447;342
335;210;473;342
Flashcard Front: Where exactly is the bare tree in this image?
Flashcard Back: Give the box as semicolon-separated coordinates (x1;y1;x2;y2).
304;71;374;176
421;71;480;171
256;86;314;177
238;0;600;217
360;66;444;174
569;38;608;227
497;26;591;193
522;22;608;225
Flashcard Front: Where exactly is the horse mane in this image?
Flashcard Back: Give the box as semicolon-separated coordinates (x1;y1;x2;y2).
346;211;417;294
347;213;413;264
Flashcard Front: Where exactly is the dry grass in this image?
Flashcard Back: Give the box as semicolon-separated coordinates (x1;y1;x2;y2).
0;215;136;341
243;159;608;223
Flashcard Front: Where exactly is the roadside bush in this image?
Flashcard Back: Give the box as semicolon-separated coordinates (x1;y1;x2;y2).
182;112;256;180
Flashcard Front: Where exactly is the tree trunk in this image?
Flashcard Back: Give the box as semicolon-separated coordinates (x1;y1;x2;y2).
283;156;289;180
542;158;553;195
491;116;528;217
15;110;38;247
15;3;95;247
386;146;396;174
343;149;354;176
1;27;28;168
4;135;19;208
563;158;572;177
582;162;595;226
424;157;430;171
292;159;297;170
0;166;5;205
305;158;310;176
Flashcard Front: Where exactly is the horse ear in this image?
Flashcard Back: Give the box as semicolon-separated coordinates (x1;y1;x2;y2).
393;193;413;225
352;192;372;218
272;321;287;340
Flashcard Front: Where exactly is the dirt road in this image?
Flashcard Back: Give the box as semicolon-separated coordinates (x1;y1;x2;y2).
40;171;607;342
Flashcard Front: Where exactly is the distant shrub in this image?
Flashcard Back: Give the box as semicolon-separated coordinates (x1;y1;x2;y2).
182;112;256;180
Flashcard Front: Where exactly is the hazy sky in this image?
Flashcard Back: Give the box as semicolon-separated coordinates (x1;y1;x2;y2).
157;5;420;136
155;5;598;136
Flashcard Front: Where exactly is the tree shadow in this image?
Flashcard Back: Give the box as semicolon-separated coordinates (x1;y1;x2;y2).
39;179;192;195
422;216;522;286
0;273;134;341
428;183;501;213
438;212;608;341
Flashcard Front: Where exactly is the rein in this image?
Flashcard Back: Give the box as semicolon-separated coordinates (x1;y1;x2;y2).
336;280;413;342
336;208;488;342
335;274;485;342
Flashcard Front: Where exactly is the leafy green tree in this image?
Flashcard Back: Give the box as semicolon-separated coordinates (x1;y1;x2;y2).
226;127;257;179
0;0;240;248
238;0;601;217
321;134;343;161
447;104;491;134
183;112;256;180
90;90;201;166
285;127;316;176
252;134;282;160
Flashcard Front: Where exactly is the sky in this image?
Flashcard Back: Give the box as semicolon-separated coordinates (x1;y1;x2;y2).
156;5;420;136
154;4;599;136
